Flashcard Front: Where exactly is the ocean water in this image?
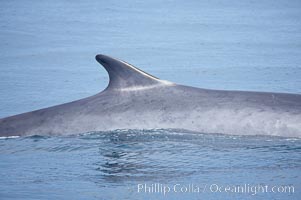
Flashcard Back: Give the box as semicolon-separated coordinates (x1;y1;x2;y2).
0;0;301;199
0;130;300;200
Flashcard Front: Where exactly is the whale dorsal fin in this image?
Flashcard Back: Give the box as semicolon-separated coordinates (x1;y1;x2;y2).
95;54;171;91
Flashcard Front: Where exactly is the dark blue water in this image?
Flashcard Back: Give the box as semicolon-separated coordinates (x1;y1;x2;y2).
0;130;300;200
0;0;301;199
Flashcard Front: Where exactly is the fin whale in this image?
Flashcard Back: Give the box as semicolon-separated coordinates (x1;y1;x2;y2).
0;55;301;137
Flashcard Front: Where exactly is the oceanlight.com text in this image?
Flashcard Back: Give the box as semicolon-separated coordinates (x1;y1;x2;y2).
137;183;295;196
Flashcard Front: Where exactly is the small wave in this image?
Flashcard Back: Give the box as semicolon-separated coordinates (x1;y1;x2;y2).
25;135;50;139
0;135;20;139
78;128;300;140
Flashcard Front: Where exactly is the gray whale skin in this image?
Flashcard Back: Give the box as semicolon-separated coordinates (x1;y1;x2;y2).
0;54;301;137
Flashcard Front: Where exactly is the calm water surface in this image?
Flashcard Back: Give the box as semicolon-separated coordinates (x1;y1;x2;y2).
1;130;300;200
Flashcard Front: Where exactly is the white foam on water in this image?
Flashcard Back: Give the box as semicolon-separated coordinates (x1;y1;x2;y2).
0;136;20;139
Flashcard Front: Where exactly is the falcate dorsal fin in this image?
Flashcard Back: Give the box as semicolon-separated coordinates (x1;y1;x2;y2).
95;54;173;91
